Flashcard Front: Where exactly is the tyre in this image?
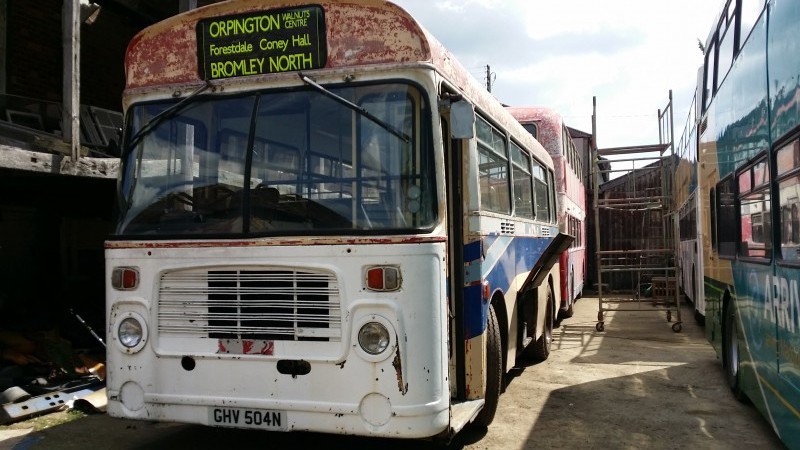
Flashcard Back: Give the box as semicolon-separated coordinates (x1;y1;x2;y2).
474;304;502;427
723;302;745;401
526;285;554;361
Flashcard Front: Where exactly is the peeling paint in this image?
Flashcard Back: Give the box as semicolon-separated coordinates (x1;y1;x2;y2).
105;235;445;249
392;346;408;395
126;0;430;91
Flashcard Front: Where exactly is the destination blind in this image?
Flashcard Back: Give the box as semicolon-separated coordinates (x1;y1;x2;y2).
196;6;327;80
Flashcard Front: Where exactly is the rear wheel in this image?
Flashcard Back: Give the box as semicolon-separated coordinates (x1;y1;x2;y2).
723;302;745;401
474;304;502;427
527;286;554;361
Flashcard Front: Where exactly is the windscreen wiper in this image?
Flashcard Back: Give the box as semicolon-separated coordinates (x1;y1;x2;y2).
125;80;213;153
123;81;212;210
299;74;410;143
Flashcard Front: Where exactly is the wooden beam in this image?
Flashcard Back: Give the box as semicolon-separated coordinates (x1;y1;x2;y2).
0;144;119;178
62;0;81;161
0;0;7;93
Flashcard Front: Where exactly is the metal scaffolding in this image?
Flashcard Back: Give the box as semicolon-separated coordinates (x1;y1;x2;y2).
591;91;682;333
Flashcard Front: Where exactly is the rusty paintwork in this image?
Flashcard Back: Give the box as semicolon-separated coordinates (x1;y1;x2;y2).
105;235;447;250
507;107;567;194
392;347;408;395
125;0;429;91
122;1;552;170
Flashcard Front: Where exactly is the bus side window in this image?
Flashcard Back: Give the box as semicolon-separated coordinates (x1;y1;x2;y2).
777;140;800;262
531;161;549;221
703;40;717;112
476;117;510;214
510;141;534;219
716;176;737;258
710;187;718;250
737;158;771;259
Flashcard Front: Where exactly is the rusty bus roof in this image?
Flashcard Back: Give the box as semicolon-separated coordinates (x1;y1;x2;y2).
506;106;566;157
124;0;552;167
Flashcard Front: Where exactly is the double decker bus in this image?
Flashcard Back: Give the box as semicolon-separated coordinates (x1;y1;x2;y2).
507;107;586;322
674;78;705;324
105;0;568;440
698;0;800;445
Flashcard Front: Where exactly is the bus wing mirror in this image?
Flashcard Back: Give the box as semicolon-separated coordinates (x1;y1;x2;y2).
450;101;475;139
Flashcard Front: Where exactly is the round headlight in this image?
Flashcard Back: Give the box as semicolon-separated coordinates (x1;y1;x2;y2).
118;317;143;348
358;322;390;355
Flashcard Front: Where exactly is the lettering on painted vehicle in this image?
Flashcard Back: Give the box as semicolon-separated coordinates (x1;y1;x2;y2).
197;6;326;80
763;274;800;333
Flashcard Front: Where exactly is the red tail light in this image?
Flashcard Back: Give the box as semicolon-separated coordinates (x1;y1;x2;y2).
112;267;139;290
365;266;401;292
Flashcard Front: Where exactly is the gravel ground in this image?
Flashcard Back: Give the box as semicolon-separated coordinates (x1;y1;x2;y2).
0;294;786;449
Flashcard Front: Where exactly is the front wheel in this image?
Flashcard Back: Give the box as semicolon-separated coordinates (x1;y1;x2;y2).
473;304;502;427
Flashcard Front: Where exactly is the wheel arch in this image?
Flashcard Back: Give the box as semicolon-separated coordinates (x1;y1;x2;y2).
490;292;509;374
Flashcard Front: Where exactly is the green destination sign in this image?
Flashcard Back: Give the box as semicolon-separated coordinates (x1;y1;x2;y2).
196;6;327;80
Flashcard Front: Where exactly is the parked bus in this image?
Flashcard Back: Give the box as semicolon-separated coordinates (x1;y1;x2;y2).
674;78;705;324
698;0;800;445
105;0;568;440
507;107;586;321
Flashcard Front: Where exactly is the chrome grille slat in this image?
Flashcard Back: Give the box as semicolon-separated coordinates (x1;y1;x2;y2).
157;268;341;341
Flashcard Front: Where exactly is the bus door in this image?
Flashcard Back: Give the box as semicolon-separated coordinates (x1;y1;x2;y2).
442;94;485;429
442;111;464;400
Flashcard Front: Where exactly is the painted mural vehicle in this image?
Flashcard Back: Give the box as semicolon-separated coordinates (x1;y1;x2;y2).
508;107;586;322
697;0;800;445
105;0;569;440
673;75;704;324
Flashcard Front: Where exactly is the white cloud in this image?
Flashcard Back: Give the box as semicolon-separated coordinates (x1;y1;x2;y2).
393;0;720;149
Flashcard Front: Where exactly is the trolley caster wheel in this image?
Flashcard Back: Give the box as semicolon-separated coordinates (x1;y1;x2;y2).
596;322;605;332
597;311;604;322
667;311;672;322
672;322;682;333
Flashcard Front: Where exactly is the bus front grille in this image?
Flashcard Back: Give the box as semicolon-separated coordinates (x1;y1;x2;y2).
157;268;341;341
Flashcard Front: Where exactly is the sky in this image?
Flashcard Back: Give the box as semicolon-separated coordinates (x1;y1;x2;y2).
391;0;721;152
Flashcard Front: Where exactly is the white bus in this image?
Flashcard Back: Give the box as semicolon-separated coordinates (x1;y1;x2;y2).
106;0;567;440
674;79;704;323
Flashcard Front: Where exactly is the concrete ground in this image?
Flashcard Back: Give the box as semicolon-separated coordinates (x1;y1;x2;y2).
0;294;787;449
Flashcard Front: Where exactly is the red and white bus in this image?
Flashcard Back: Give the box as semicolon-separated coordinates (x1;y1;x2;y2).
508;107;586;321
105;0;568;440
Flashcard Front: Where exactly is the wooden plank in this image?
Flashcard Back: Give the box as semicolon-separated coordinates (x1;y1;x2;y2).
0;144;119;178
62;0;81;161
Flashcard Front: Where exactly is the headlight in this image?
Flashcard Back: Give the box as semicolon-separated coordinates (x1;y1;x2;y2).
118;317;143;348
358;322;390;355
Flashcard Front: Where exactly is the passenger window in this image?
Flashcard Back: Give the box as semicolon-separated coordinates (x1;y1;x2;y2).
717;22;735;86
737;158;771;259
777;140;800;262
510;142;534;219
716;176;737;258
740;0;765;45
532;161;549;221
477;117;510;214
704;40;717;111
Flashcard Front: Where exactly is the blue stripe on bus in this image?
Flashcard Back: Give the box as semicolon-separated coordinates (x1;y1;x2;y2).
463;234;555;339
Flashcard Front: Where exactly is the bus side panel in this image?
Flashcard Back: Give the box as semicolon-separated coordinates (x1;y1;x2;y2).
461;231;560;395
700;99;728;357
768;0;800;442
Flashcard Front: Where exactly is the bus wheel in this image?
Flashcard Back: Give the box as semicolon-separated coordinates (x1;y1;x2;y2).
723;302;745;401
474;304;502;428
527;286;554;361
565;272;575;318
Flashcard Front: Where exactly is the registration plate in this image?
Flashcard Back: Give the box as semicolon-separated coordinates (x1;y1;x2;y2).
210;407;287;431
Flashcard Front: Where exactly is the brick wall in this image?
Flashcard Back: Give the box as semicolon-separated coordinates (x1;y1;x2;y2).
6;1;139;112
6;0;62;103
